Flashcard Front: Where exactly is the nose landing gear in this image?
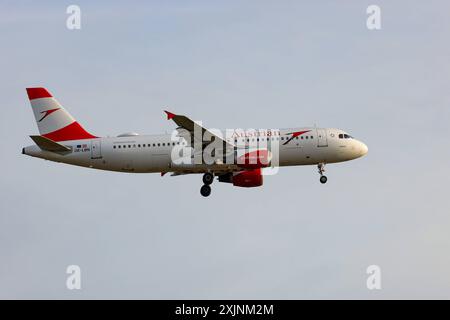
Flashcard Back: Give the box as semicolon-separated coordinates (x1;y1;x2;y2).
200;172;214;197
318;163;327;184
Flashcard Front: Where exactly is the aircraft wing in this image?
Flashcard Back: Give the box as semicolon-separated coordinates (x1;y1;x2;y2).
164;110;235;150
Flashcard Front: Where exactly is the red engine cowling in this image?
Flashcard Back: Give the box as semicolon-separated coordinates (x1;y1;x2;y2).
232;168;263;188
237;149;271;170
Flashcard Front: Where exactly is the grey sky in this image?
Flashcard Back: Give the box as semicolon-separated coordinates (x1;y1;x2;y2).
1;0;450;299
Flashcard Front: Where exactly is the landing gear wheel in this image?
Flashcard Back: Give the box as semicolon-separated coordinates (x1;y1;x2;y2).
317;163;327;184
200;185;212;197
203;172;214;185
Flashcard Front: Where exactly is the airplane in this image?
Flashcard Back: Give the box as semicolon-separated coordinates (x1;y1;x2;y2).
22;87;368;197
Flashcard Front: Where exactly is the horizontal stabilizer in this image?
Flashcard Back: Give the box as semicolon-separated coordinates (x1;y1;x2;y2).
29;135;71;152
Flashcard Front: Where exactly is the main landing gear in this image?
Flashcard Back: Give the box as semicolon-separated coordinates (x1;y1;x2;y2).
318;163;328;184
200;172;214;197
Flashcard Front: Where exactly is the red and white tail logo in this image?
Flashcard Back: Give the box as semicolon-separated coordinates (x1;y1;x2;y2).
26;87;97;142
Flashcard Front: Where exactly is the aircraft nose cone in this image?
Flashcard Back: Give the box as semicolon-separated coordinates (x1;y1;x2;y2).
360;142;368;156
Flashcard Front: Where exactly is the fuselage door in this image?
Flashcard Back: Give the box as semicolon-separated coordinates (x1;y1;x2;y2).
317;129;328;147
91;139;102;159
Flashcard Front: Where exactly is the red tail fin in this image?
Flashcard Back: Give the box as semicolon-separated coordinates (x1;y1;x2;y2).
26;87;97;141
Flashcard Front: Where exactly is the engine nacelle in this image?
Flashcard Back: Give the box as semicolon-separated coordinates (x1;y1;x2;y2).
236;149;271;170
230;168;264;188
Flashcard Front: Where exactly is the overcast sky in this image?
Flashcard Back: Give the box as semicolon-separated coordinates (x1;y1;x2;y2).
1;0;450;299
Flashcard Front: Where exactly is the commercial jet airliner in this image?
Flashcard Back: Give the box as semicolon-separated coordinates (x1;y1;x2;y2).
22;87;368;197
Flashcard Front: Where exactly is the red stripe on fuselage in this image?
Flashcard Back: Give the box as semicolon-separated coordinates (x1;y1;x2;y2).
43;122;97;142
292;130;311;138
283;130;311;145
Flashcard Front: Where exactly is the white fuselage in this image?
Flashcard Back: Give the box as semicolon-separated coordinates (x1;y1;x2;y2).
23;127;368;173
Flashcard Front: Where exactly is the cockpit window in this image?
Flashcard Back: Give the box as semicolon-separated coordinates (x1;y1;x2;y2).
339;134;344;139
339;133;353;139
